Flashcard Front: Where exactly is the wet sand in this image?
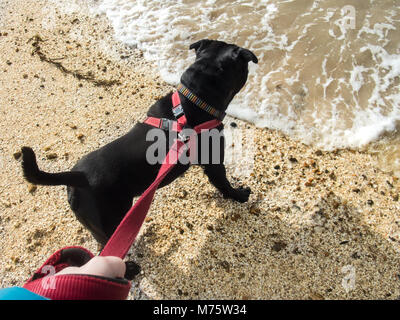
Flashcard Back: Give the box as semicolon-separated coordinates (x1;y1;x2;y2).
0;0;399;299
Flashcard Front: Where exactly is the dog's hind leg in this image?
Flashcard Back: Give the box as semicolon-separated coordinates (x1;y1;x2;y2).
67;187;108;244
124;261;141;280
69;188;142;280
96;193;144;280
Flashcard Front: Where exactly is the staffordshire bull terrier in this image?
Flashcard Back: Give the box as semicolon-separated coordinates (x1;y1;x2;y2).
21;39;258;247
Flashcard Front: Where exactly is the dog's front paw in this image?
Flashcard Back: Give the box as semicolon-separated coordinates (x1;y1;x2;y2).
224;186;251;203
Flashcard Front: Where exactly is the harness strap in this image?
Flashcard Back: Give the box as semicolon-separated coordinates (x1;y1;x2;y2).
172;91;183;114
144;117;181;132
144;91;187;131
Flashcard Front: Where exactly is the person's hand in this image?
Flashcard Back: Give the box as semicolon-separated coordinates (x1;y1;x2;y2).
56;256;126;279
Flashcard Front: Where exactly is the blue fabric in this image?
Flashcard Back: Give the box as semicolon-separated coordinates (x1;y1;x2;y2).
0;287;48;300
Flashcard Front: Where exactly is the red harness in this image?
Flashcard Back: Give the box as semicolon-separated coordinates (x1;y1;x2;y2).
143;91;188;133
23;91;222;300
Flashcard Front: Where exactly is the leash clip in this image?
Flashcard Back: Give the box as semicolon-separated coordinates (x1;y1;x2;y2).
178;131;190;142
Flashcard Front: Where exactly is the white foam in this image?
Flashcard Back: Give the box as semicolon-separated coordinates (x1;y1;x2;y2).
349;65;368;93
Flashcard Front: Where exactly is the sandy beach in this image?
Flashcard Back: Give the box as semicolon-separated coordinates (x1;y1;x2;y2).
0;0;399;300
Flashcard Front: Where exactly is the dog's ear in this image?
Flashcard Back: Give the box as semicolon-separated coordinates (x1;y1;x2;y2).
239;48;258;64
190;39;212;53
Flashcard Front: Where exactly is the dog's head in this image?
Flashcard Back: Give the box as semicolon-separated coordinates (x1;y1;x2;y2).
181;39;258;113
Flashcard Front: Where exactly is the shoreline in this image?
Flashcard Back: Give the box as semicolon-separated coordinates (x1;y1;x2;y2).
0;0;400;299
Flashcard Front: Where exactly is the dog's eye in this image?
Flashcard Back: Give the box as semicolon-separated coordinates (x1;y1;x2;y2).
231;47;241;59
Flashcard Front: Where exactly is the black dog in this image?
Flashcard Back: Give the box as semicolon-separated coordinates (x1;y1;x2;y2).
21;39;258;248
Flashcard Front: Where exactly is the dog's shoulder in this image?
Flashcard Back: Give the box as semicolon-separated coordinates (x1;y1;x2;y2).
146;91;174;119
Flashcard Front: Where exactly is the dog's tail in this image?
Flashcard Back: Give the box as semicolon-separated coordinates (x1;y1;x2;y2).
21;147;89;188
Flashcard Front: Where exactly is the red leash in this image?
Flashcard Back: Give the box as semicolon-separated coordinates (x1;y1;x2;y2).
23;91;221;299
100;138;186;258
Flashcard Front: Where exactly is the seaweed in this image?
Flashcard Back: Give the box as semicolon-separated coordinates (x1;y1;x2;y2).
28;35;120;87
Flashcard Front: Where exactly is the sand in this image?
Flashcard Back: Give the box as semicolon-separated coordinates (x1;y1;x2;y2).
0;0;399;300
